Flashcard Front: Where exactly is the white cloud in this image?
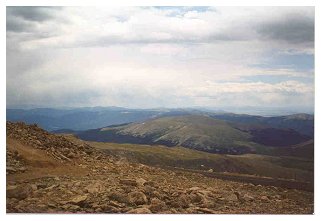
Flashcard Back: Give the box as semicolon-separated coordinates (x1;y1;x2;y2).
6;6;314;110
8;7;314;50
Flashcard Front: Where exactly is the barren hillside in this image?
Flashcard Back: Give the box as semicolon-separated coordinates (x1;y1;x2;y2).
6;122;313;214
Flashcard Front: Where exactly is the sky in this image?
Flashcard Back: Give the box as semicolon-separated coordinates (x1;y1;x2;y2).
6;6;315;111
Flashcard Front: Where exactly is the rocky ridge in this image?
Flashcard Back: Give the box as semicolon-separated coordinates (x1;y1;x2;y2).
6;121;314;214
7;121;98;164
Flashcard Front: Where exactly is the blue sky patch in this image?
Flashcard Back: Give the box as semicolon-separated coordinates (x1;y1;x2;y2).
253;50;314;71
242;75;314;84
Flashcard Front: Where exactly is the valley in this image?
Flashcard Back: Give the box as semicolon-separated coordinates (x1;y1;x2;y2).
65;135;314;185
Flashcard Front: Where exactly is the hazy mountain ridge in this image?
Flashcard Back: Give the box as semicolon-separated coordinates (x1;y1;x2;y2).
7;107;313;156
6;107;164;131
7;107;314;137
209;113;314;137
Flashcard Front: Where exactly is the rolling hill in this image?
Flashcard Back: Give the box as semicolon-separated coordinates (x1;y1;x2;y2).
77;115;311;155
210;113;314;137
271;140;314;159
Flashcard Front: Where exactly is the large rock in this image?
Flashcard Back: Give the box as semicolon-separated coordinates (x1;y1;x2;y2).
128;191;148;205
7;184;33;200
189;192;205;203
149;198;167;213
101;205;120;213
222;192;240;202
108;191;129;203
170;194;190;208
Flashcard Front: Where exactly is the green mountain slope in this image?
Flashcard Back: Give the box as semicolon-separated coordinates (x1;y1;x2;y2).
79;115;258;154
117;115;252;151
77;115;310;155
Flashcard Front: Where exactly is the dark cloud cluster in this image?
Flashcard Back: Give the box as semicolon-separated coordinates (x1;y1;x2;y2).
7;6;61;22
6;6;61;32
256;12;314;44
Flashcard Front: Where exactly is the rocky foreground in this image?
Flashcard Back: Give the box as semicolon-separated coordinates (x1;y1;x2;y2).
6;121;314;214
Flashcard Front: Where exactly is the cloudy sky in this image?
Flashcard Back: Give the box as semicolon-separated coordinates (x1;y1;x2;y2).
6;6;314;111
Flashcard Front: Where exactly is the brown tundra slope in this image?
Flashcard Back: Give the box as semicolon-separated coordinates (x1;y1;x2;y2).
6;121;313;214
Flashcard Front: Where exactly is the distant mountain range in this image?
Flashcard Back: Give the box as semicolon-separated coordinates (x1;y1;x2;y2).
7;107;314;157
6;107;314;134
6;107;165;131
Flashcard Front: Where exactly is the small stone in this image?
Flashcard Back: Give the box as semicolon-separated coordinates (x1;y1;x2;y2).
101;205;119;213
243;194;254;202
46;184;57;190
109;201;124;208
6;167;17;173
144;181;157;187
120;179;137;186
67;152;76;158
84;148;94;155
73;181;82;187
136;178;147;186
48;203;56;208
276;194;283;200
30;184;38;191
18;167;27;172
95;207;102;213
70;195;88;205
69;204;81;211
188;187;201;192
37;183;47;189
197;208;216;213
142;185;155;195
260;196;269;201
233;191;245;203
85;181;104;194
